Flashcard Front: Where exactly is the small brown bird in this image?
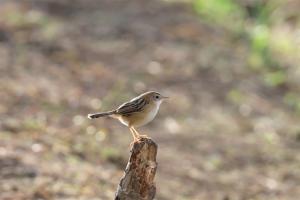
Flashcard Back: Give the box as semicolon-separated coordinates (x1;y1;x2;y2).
87;91;168;141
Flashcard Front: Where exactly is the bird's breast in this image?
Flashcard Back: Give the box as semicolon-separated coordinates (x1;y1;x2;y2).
140;104;159;126
119;103;160;127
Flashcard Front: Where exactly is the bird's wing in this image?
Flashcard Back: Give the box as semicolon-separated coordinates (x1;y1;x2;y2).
116;97;147;115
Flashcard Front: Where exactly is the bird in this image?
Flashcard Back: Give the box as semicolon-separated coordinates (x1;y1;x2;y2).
87;91;168;142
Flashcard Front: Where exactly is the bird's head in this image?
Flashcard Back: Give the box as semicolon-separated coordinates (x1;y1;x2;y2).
143;91;169;105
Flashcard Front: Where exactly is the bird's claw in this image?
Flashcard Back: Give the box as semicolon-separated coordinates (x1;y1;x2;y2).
137;134;151;139
130;138;139;148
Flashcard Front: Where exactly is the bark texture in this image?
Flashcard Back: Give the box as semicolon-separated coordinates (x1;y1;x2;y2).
115;138;158;200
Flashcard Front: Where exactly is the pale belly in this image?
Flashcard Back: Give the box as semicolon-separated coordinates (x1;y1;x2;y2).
118;103;160;127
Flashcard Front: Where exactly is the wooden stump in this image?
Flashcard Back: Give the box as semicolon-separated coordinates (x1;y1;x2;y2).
115;138;158;200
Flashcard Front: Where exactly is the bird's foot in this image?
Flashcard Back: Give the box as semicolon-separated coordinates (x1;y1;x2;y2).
137;134;151;139
130;137;139;148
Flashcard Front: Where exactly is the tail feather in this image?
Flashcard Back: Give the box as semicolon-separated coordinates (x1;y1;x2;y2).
87;111;115;119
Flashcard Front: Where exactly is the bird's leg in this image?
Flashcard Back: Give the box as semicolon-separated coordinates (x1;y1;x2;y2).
132;127;141;137
129;127;138;142
132;127;151;139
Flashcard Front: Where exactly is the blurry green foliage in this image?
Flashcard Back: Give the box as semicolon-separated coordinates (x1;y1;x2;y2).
39;20;62;41
248;1;278;25
248;25;271;70
3;7;61;42
227;89;245;105
194;0;276;70
193;0;245;30
261;132;279;145
4;9;48;28
270;34;296;55
22;118;45;131
263;71;286;87
193;0;300;115
193;0;295;88
100;147;121;161
251;25;270;53
204;154;222;170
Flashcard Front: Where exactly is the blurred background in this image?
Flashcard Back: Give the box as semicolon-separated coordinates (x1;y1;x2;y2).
0;0;300;199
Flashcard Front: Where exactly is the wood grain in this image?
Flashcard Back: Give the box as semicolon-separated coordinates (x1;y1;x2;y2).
115;138;158;200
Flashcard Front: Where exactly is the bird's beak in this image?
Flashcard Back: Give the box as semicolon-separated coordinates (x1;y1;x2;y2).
162;96;169;100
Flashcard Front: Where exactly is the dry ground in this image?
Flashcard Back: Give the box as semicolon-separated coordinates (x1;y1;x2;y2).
0;0;299;200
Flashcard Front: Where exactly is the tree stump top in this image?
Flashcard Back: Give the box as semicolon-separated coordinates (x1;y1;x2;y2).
115;138;158;200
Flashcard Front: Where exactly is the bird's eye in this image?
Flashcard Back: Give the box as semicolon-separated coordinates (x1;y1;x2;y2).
155;95;159;99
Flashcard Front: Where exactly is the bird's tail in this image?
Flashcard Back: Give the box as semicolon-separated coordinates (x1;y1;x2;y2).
87;110;115;119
